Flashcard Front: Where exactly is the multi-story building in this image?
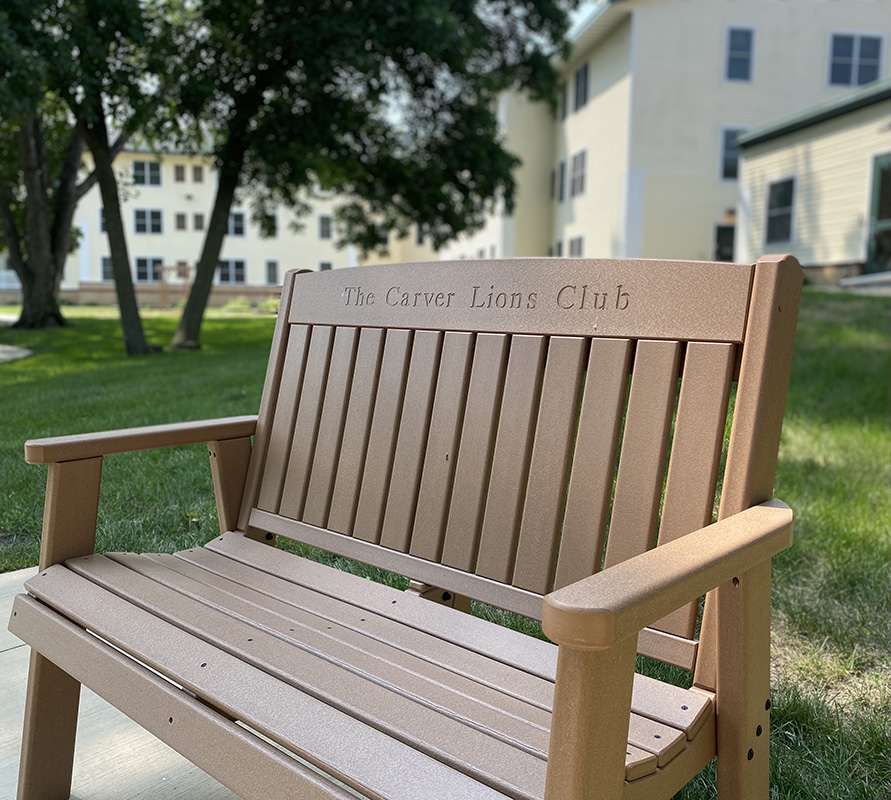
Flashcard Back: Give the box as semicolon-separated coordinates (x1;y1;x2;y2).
427;0;891;276
1;148;357;306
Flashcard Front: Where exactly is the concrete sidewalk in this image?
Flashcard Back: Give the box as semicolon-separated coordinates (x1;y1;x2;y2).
0;566;238;799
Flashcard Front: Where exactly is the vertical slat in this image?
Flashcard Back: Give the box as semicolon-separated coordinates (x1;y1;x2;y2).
379;330;444;552
302;327;360;527
257;325;311;512
512;337;588;594
352;329;413;543
279;327;335;519
409;332;475;562
554;339;633;590
475;335;547;584
651;342;735;639
603;340;681;568
327;328;385;535
238;270;300;530
440;334;510;572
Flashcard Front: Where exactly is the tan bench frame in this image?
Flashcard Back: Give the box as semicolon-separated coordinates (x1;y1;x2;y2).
9;254;802;800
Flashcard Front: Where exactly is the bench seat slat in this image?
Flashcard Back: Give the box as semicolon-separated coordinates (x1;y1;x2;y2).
192;537;713;739
190;539;557;707
23;566;523;800
106;551;553;736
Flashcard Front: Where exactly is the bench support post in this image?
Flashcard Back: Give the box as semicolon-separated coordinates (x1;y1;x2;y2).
715;560;772;799
545;636;637;800
19;456;102;800
208;436;253;535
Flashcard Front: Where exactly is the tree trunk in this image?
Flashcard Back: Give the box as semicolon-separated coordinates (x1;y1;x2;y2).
78;111;151;356
171;106;255;349
1;116;69;328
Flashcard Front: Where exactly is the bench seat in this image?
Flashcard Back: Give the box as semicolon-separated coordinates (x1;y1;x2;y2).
11;534;714;800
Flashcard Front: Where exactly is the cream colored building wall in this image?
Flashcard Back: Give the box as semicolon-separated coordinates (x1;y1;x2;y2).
552;15;632;259
437;91;554;261
64;150;352;294
627;0;891;261
738;101;891;267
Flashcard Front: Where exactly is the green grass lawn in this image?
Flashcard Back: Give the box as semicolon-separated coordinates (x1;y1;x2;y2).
1;293;888;798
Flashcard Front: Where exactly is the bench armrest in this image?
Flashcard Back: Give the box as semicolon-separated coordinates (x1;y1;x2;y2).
24;416;258;464
542;499;793;650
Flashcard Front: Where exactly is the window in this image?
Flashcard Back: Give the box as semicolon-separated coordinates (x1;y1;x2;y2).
416;225;425;246
569;236;584;257
554;239;563;257
101;257;114;282
174;164;186;182
714;225;735;262
175;261;190;280
721;128;746;180
829;34;882;87
573;62;589;111
193;213;205;231
477;248;486;259
192;164;204;183
570;150;586;197
559;82;568;121
135;257;162;283
133;161;161;186
319;214;333;239
228;212;245;236
99;208;106;233
134;209;162;234
266;260;279;285
319;261;333;271
218;259;246;284
765;178;795;244
726;27;754;81
557;160;566;202
175;213;187;231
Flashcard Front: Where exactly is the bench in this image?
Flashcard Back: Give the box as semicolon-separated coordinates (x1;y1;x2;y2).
8;254;802;800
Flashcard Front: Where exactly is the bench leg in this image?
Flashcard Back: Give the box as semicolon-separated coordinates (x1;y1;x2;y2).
545;637;637;800
715;560;772;799
17;650;82;800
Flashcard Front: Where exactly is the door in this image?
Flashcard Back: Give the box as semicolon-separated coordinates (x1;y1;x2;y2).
714;225;735;262
866;153;891;273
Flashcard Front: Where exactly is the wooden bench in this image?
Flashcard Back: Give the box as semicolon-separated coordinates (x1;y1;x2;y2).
8;254;802;800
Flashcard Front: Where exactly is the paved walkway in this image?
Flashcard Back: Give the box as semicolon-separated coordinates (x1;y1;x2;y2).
0;314;32;364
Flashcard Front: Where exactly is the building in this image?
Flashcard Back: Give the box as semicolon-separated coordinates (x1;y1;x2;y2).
427;0;891;270
735;78;891;282
1;149;357;306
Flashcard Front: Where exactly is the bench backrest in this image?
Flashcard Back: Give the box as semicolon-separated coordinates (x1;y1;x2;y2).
236;256;802;673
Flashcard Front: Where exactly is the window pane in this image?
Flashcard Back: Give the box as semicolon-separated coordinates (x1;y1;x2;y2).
831;61;853;85
722;129;744;179
175;165;185;182
860;36;882;60
727;56;750;81
768;179;794;210
858;62;879;86
832;34;854;59
767;213;791;243
729;29;752;51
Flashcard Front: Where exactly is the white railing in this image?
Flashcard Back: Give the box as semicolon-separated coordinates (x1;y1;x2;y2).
0;272;22;291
